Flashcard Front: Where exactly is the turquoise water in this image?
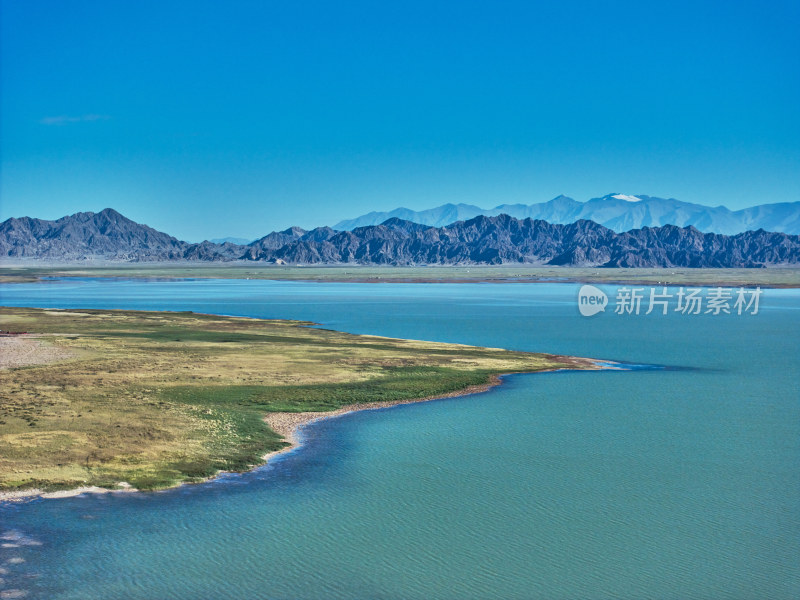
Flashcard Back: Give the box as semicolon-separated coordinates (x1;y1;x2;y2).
0;280;798;599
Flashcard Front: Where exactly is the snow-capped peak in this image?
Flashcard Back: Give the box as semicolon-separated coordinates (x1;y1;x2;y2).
611;194;641;203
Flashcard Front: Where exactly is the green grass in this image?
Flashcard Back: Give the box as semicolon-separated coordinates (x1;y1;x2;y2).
163;366;495;412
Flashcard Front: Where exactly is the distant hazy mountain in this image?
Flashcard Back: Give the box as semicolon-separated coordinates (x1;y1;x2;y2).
3;208;800;267
334;194;800;235
334;203;489;231
210;236;252;245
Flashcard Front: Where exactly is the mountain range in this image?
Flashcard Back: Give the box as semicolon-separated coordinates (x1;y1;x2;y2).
0;209;243;262
334;194;800;235
2;208;800;268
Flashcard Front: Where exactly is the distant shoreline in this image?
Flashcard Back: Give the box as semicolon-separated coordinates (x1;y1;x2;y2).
2;263;799;288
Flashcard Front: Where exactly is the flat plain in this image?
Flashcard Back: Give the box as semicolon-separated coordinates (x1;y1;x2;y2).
2;264;800;287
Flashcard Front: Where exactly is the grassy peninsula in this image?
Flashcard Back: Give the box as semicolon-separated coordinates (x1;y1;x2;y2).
0;307;591;496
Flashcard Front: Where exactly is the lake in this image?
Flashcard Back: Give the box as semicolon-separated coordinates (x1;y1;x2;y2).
0;279;798;599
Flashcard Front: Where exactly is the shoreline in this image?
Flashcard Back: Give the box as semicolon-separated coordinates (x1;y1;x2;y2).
2;264;799;288
1;364;603;503
260;374;508;465
0;482;137;502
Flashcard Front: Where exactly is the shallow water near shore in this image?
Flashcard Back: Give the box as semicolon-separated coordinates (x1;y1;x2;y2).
1;279;798;599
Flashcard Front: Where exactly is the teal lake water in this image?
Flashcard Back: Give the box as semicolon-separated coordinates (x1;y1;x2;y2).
1;279;798;599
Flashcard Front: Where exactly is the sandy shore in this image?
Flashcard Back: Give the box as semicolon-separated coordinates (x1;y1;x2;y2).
1;360;607;503
0;483;136;502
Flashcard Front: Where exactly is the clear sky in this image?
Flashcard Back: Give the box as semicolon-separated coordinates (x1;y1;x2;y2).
2;0;798;241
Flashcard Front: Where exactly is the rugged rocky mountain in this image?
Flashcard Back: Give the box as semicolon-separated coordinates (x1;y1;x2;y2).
0;208;243;261
242;226;307;259
2;209;799;267
334;194;800;235
247;215;800;267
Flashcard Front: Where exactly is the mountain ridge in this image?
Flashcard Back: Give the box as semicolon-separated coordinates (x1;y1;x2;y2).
3;208;800;268
333;194;800;235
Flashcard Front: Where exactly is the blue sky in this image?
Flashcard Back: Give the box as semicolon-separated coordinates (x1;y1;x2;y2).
2;0;798;241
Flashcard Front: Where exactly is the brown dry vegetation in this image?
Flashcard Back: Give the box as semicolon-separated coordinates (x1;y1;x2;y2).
1;265;798;287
